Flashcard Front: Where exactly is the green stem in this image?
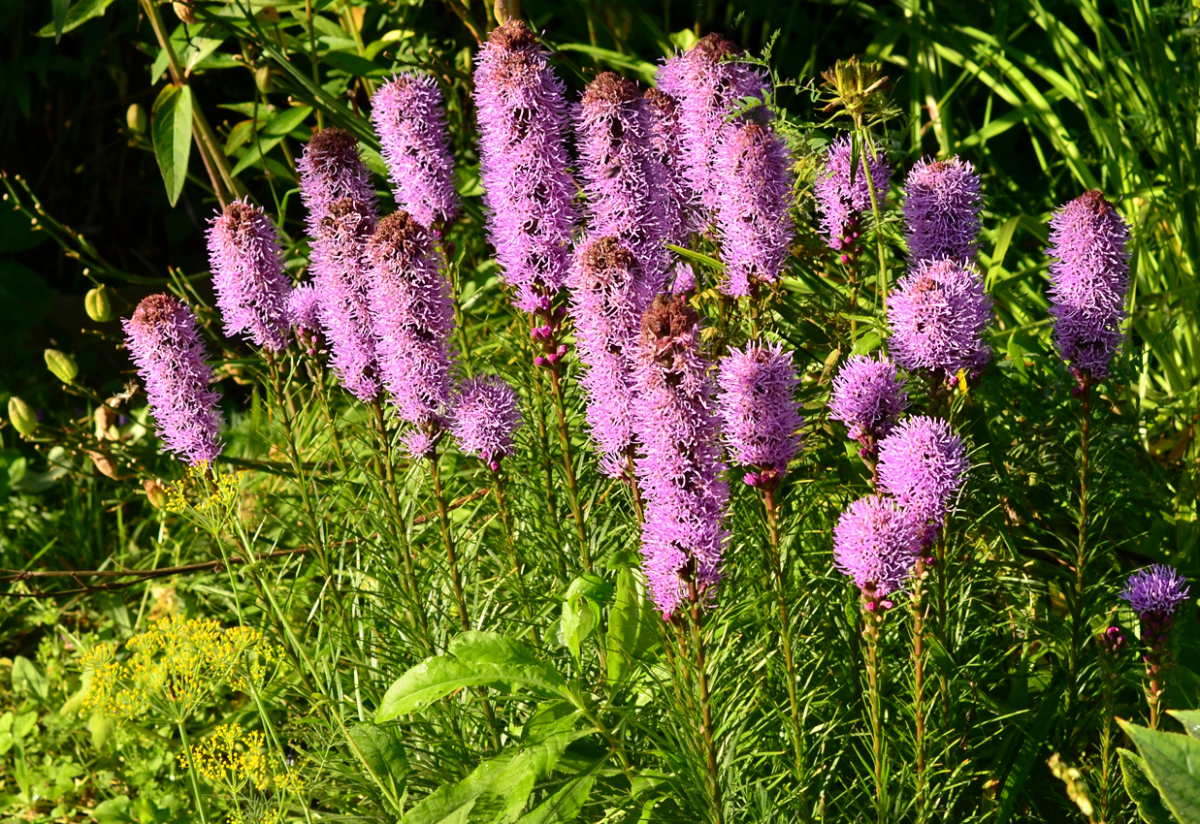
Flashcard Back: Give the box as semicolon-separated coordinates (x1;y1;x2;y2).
865;610;885;824
547;364;591;572
685;578;723;824
1067;376;1092;743
912;560;928;824
494;474;542;650
176;722;210;824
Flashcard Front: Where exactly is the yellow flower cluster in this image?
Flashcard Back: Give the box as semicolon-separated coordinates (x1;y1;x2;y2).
165;461;245;516
182;723;306;797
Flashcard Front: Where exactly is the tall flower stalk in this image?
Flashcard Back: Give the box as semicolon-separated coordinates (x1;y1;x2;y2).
1119;565;1190;729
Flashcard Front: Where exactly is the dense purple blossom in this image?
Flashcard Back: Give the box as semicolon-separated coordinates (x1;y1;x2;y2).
671;261;697;295
903;156;982;263
1046;190;1131;381
1120;565;1190;620
644;87;690;245
365;211;456;454
877;416;969;535
657;33;768;222
888;257;993;383
716;342;802;483
297;128;377;236
123;294;224;464
371;72;459;229
451;374;523;471
828;353;909;447
474;20;579;313
310;199;381;403
714;121;794;296
813;135;892;252
206;199;292;351
288;282;322;355
833;494;921;605
633;295;729;617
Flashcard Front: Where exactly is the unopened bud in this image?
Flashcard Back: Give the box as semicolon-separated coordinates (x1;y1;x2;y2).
173;1;196;25
87;450;120;480
143;479;169;510
255;65;273;94
94;404;120;440
8;396;37;436
127;104;148;136
494;0;520;24
85;285;114;323
45;349;79;384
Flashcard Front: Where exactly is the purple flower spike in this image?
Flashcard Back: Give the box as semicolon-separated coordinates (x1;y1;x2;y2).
888;257;993;383
206;199;292;351
716;342;802;480
1120;565;1190;621
834;494;921;604
451;374;523;470
877;416;969;532
644;87;690;245
714;121;794;296
828;353;909;447
311;199;381;403
297;128;377;236
123;294;224;464
813;135;892;252
903;156;983;263
288;282;321;336
474;20;579;313
633;295;729;618
365;211;457;440
371;72;460;229
1046;190;1131;382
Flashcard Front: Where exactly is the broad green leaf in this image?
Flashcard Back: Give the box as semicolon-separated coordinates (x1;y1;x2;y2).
449;631;542;666
1170;710;1200;740
349;723;407;799
1121;719;1200;824
151;85;193;207
149;24;225;81
561;593;598;665
264;106;313;136
92;795;131;824
607;565;641;686
51;0;70;42
516;758;602;824
851;331;882;356
13;710;38;738
12;656;48;700
224;120;260;156
35;0;115;38
89;711;114;750
376;654;570;722
1120;749;1175;824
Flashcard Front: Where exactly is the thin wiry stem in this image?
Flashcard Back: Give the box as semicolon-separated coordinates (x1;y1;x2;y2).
492;472;542;651
547;362;591;572
685;577;724;824
1067;375;1092;745
865;610;886;824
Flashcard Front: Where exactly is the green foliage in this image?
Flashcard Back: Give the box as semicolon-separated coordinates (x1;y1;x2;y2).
1120;716;1200;824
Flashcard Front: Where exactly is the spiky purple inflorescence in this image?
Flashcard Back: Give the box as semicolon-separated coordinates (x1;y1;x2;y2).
1120;565;1191;620
828;353;910;447
123;294;224;464
371;72;460;229
633;295;729;617
206;199;292;351
833;494;921;606
888;257;993;383
568;237;651;478
297;128;377;236
714;121;794;296
1046;190;1131;381
716;342;802;484
644;87;690;245
903;156;983;263
813;135;892;252
288;283;321;336
451;374;523;471
657;33;768;222
877;416;969;537
474;20;579;313
310;199;381;403
366;211;457;455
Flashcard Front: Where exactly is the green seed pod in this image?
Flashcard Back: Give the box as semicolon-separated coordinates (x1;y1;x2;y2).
143;478;169;510
8;396;37;436
255;65;273;94
127;104;148;136
85;285;114;323
45;349;79;385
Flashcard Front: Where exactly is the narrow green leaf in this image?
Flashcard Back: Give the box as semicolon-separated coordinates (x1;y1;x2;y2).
997;680;1063;824
666;244;725;273
986;215;1022;290
555;44;657;83
264;106;313;136
1120;719;1200;824
230;136;283;177
850;331;882;356
516;764;601;824
51;0;69;43
36;0;115;38
151;85;193;207
1119;749;1175;824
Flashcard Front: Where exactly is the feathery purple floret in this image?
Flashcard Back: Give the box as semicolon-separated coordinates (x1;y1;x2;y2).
877;416;969;536
903;156;983;263
671;261;697;295
297;128;377;236
828;353;909;447
206;199;292;351
813;135;892;252
716;342;802;483
1046;190;1131;381
644;88;690;245
888;257;993;383
1120;565;1190;620
714;120;794;296
451;374;523;471
833;494;921;605
633;295;729;617
310;199;381;403
289;283;321;335
371;73;460;229
474;20;579;313
123;294;224;465
366;211;457;454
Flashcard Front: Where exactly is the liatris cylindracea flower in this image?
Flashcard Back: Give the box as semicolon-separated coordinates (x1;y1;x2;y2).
371;72;460;230
671;261;697;295
877;415;969;542
1046;190;1131;383
310;199;381;403
828;353;909;450
813;134;892;254
288;282;322;355
474;20;579;314
833;494;921;608
451;374;523;471
657;33;768;222
888;257;993;384
365;211;457;456
634;295;729;617
123;294;224;464
297;128;377;235
1119;564;1191;727
206;199;292;352
644;87;690;245
577;72;672;292
716;342;802;487
902;155;983;263
568;237;651;478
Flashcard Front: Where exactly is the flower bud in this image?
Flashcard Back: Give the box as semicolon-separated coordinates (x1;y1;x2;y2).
45;349;79;384
143;478;169;509
127;104;148;136
255;65;272;94
94;404;120;440
8;396;37;436
493;0;519;24
173;1;196;25
85;285;114;323
87;450;120;480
